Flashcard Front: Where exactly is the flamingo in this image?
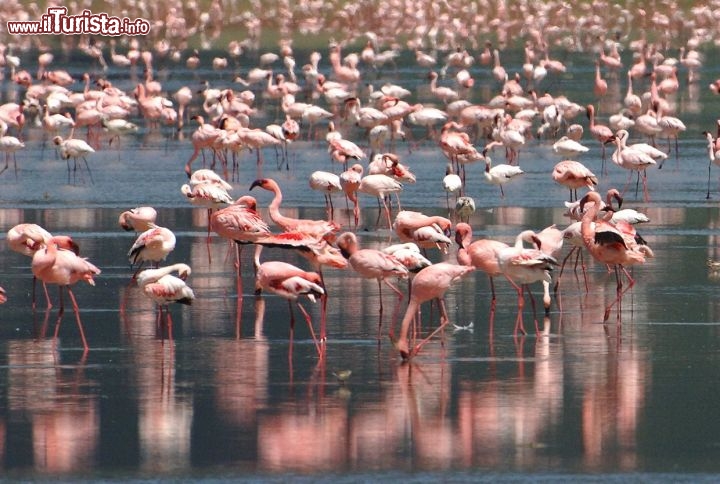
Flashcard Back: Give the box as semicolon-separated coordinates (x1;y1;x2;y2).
7;224;79;309
127;224;177;278
455;222;509;311
357;173;403;229
250;178;340;240
309;170;342;218
340;163;363;227
211;195;272;296
255;261;324;357
136;263;195;337
0;130;24;177
578;191;646;322
118;206;158;232
29;232;101;353
703;129;720;199
552;136;589;158
552;160;598;201
610;129;657;200
496;231;558;335
455;196;476;223
482;151;524;197
52;136;95;183
393;210;452;253
442;163;463;210
394;262;475;359
586;104;614;173
335;231;409;336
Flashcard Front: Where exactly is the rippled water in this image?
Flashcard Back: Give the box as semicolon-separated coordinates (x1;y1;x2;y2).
1;44;720;481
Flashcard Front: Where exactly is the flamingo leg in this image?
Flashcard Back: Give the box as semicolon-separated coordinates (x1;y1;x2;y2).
410;298;450;358
505;276;527;336
296;301;322;357
64;286;89;353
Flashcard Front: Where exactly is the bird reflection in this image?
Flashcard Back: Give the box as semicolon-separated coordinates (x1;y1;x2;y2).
7;340;99;473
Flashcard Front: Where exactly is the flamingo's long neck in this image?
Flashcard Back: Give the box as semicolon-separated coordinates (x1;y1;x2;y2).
580;198;599;249
396;298;420;356
267;184;293;230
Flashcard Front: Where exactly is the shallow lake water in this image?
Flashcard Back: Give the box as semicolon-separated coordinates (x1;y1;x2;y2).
0;42;719;482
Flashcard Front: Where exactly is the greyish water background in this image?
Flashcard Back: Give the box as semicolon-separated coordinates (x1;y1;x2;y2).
0;44;720;482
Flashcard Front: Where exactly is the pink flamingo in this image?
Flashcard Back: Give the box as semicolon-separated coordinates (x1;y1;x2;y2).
250;178;340;240
118;207;158;232
7;223;79;309
358;174;404;229
496;231;558;335
579;191;646;322
393;210;452;253
211;195;272;297
184;116;223;177
335;231;409;336
137;263;195;339
586;104;614;173
340;163;363;227
455;222;508;310
552;160;598;201
255;261;324;357
127;224;176;279
394;262;475;359
29;232;101;353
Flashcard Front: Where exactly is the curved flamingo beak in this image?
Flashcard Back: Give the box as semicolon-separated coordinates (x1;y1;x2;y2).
249;179;264;190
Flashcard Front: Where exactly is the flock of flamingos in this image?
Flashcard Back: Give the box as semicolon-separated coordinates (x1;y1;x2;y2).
1;1;719;360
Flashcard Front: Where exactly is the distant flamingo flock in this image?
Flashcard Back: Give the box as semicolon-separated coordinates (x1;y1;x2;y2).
2;0;720;358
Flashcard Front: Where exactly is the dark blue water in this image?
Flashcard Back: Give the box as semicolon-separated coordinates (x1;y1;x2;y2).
0;37;719;482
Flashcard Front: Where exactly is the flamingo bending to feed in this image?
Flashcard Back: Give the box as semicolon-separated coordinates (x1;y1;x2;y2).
394;262;475;359
137;263;195;337
255;260;324;357
29;231;101;352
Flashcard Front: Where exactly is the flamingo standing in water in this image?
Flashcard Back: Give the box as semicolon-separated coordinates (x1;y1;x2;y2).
52;135;95;183
579;191;646;322
496;231;558;335
29;231;101;353
8;224;80;309
586;104;614;173
394;262;475;359
455;222;508;311
127;224;177;279
335;231;409;337
250;178;340;240
211;195;272;297
255;260;324;357
340;163;363;227
137;263;195;339
552;160;598;201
